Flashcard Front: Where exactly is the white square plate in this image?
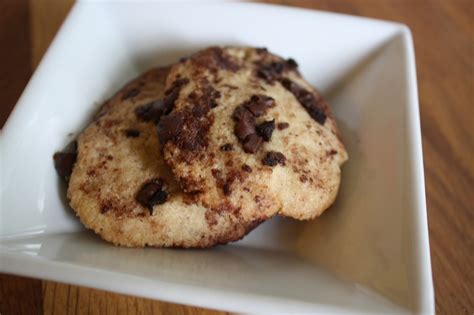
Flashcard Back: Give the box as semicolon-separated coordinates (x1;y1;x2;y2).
0;1;434;313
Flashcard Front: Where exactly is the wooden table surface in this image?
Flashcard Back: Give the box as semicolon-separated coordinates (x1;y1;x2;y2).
1;0;472;314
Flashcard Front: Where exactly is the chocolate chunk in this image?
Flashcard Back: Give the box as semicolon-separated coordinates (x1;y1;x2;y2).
232;95;275;153
277;122;289;130
222;84;238;90
122;88;140;100
255;47;268;54
191;103;209;117
280;78;326;125
256;120;275;141
100;204;111;214
149;190;168;207
286;58;298;69
53;141;77;182
244;95;275;117
262;151;286;166
125;129;140;138
328;149;338;156
299;174;308;183
163;88;180;113
135;100;165;123
53;152;77;180
159;105;214;153
232;105;258;143
242;164;252;173
211;47;240;72
191;47;240;75
211;169;231;196
257;61;285;82
306;106;327;125
163;78;189;112
242;134;263;153
232;106;254;122
223;183;232;196
210;90;221;108
136;179;168;213
234;119;256;141
220;143;233;151
187;84;220;111
211;168;223;181
207;87;221;108
166;78;190;95
257;56;299;83
157;112;184;144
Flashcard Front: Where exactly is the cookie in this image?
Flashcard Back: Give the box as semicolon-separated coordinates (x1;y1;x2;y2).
63;67;263;247
158;47;348;221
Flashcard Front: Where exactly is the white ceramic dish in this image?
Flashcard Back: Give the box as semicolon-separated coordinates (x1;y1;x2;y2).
0;1;434;313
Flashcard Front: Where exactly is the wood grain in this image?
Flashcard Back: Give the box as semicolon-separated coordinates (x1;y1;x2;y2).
0;0;31;127
29;0;75;69
1;0;473;314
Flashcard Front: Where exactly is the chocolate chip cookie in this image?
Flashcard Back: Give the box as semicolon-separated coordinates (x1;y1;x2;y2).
63;67;262;247
158;47;348;221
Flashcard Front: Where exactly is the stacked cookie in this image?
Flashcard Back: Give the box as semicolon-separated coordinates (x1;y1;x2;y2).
54;47;348;248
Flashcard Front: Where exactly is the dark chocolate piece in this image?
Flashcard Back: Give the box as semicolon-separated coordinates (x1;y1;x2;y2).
157;113;184;144
162;78;190;113
257;61;285;82
122;88;140;100
136;179;168;213
125;129;140;138
53;141;77;182
135;100;165;123
211;47;240;72
256;120;275;142
262;151;286;167
223;183;232;196
232;95;276;153
277;122;289;130
242;134;263;153
220;143;233;151
286;58;298;69
280;78;326;125
232;106;255;122
244;95;275;117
